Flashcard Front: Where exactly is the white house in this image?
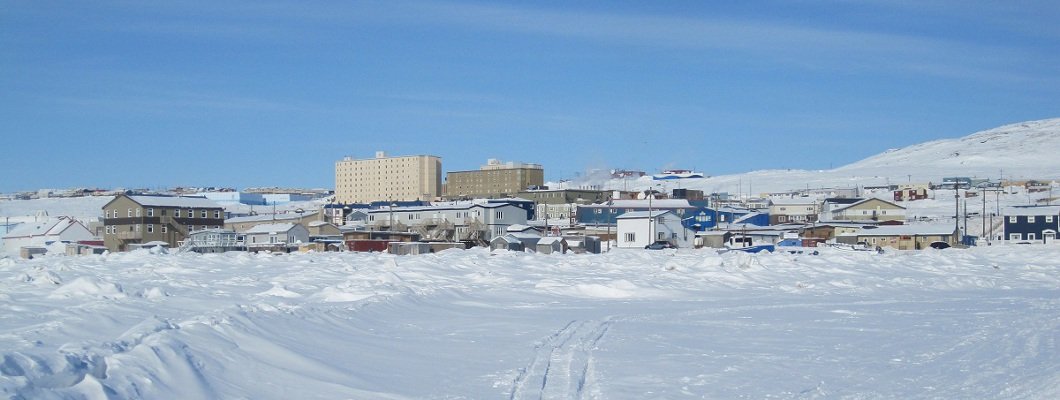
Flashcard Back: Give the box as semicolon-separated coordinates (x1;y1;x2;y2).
768;197;819;225
615;210;694;249
2;217;96;255
244;223;310;251
366;201;528;242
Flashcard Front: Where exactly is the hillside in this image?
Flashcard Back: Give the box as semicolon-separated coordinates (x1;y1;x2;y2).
558;118;1060;194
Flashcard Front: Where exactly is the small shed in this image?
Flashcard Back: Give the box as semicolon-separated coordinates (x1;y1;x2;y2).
490;235;525;252
536;237;567;254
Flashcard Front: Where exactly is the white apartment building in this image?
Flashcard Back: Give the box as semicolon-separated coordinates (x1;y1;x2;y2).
335;151;442;204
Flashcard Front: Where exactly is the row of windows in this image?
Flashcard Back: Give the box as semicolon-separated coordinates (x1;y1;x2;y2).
105;208;220;219
104;224;220;234
1010;215;1055;223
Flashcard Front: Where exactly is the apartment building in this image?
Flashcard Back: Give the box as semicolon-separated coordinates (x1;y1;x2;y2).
101;195;225;252
335;151;442;203
444;159;544;200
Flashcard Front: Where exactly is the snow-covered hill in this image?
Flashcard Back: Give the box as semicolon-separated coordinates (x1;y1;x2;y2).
558;118;1060;194
836;118;1060;179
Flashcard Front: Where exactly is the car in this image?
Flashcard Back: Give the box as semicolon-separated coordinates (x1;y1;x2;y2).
645;241;676;250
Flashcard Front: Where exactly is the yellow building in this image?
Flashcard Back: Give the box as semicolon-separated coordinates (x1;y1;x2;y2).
335;151;442;203
444;159;544;199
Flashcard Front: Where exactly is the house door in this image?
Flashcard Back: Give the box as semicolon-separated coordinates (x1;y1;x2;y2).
1045;232;1056;244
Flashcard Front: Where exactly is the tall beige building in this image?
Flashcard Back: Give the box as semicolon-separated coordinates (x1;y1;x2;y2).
335;151;442;204
444;159;544;199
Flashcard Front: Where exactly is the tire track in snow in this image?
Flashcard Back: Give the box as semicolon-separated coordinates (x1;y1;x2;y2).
509;318;613;400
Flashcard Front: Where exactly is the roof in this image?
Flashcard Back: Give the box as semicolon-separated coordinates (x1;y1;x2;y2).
582;199;694;209
245;223;300;234
538;237;565;245
126;195;222;209
830;197;905;213
367;202;521;213
226;214;305;224
1004;205;1060;216
2;217;87;239
308;221;331;227
855;224;956;236
615;210;672;219
769;197;818;206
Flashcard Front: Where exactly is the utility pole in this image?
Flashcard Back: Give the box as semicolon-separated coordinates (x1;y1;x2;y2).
954;186;961;237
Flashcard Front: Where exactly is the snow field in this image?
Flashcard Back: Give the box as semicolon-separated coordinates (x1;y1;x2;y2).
1;246;1058;398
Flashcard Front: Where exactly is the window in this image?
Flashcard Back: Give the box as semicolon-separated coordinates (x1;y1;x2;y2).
105;210;111;218
128;208;133;217
201;210;208;218
1028;216;1036;223
147;208;154;217
495;211;504;219
1010;233;1021;241
624;232;636;242
214;210;221;219
1009;216;1017;223
135;208;141;217
1047;216;1055;223
188;209;195;218
1028;233;1036;240
135;224;140;232
175;209;181;218
147;224;153;233
162;225;168;233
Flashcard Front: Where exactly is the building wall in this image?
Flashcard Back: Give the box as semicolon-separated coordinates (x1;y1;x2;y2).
1003;214;1059;243
516;189;607;205
616;215;692;248
445;167;544;199
102;196;225;252
832;199;905;222
334;153;442;203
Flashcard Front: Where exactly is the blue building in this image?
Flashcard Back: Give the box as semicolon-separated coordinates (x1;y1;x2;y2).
1003;205;1059;244
577;199;768;232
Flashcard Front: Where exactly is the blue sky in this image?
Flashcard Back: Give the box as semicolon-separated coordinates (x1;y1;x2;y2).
2;1;1058;193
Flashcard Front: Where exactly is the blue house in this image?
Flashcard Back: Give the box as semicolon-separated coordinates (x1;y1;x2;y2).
1003;205;1059;244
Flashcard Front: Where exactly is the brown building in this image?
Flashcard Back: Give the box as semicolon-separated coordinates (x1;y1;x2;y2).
102;195;225;252
444;159;544;199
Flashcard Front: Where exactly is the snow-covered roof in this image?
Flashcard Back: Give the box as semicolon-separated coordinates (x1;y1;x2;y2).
829;198;904;213
308;221;331;227
1003;206;1060;216
615;210;672;219
769;198;818;206
2;217;86;239
245;223;299;234
127;195;222;209
226;214;304;224
368;202;520;213
582;199;693;209
855;224;956;236
538;237;565;245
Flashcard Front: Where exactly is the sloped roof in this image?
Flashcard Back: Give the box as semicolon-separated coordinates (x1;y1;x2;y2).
616;210;672;219
245;223;299;234
127;195;222;208
226;214;304;224
769;197;818;206
2;217;88;239
855;224;955;236
538;237;565;245
582;199;694;209
830;197;905;213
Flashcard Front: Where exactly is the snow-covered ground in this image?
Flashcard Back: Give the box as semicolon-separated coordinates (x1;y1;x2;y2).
2;246;1058;398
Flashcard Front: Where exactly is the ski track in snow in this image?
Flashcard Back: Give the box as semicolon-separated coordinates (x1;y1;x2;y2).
508;318;613;400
